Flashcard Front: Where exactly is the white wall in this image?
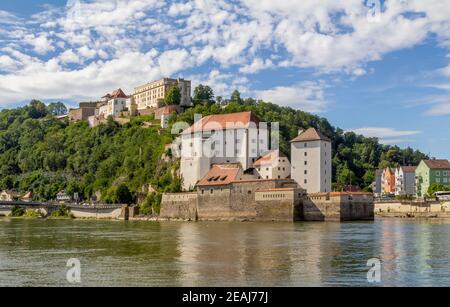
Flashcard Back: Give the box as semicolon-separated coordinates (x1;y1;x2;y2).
291;140;331;193
180;125;269;191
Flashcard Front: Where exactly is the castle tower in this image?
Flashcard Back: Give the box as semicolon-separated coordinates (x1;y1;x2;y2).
291;128;332;193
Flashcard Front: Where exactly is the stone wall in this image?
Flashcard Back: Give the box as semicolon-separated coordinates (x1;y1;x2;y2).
301;193;374;221
160;193;198;221
255;189;302;222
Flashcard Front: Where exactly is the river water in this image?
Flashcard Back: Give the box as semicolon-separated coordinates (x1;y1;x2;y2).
0;218;449;287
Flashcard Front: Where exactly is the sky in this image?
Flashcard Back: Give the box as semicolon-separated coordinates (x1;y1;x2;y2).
0;0;449;159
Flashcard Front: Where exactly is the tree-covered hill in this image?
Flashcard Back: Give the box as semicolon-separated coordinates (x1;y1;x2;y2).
0;98;428;205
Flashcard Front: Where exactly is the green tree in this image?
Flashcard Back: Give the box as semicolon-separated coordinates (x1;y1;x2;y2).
116;184;133;204
47;102;68;116
193;84;214;104
164;86;181;105
428;183;450;196
28;100;47;119
230;89;242;103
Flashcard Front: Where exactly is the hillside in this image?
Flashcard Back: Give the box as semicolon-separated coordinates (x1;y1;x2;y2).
0;99;428;209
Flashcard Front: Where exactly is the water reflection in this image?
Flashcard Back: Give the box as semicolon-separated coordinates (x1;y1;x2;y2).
0;218;450;286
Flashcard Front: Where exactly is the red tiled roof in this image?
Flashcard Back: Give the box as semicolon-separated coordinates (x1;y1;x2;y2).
253;150;287;167
400;166;417;173
197;164;242;187
110;88;128;99
183;112;260;134
291;128;331;142
162;105;179;115
423;159;450;169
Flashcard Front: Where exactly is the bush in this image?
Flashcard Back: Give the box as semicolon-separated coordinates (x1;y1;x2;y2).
24;209;44;218
11;205;26;217
51;205;73;218
139;192;162;215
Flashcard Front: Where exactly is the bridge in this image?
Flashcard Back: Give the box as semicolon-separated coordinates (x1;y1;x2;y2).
0;201;130;220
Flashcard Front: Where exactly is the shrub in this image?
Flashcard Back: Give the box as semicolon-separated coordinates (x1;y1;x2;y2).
11;205;26;217
51;205;73;218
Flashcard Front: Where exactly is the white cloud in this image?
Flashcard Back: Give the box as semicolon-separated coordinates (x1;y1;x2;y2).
1;0;450;105
0;55;21;71
255;81;327;113
348;127;421;144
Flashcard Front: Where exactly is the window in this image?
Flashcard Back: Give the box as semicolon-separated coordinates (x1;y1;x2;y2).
304;179;307;184
304;161;308;166
436;178;441;183
304;143;308;148
304;170;307;175
436;171;441;177
304;152;307;157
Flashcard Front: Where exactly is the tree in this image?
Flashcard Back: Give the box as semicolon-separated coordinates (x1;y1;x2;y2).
164;86;181;105
428;183;450;196
28;100;47;118
116;184;133;204
47;102;68;116
230;89;242;103
193;84;214;104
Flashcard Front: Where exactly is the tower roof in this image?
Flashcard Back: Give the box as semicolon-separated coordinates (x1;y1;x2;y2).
291;127;331;142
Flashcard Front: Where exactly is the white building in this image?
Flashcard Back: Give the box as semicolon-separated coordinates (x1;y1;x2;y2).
97;89;128;118
291;128;332;193
180;112;269;191
134;78;192;110
395;166;416;196
254;150;291;180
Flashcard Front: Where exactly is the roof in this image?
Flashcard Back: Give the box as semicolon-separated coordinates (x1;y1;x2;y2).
291;128;331;142
22;192;33;199
399;166;417;173
183;112;260;134
161;105;179;115
110;88;128;99
423;159;450;169
253;150;288;167
197;164;242;187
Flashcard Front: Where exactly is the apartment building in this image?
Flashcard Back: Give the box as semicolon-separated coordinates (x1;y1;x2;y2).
394;166;416;196
415;159;450;197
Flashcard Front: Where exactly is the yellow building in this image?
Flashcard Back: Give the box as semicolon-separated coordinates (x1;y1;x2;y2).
133;78;191;110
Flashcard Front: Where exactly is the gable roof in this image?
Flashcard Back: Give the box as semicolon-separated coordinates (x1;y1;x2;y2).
253;150;288;167
197;164;242;187
110;88;128;99
399;166;417;173
183;112;260;134
423;159;450;169
291;128;331;142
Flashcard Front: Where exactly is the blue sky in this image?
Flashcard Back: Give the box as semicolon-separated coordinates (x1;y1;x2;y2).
0;0;449;159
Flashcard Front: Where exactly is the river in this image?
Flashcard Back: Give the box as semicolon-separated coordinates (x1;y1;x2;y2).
0;218;449;287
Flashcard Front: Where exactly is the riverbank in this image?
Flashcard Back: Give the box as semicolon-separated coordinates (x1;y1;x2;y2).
374;200;450;219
